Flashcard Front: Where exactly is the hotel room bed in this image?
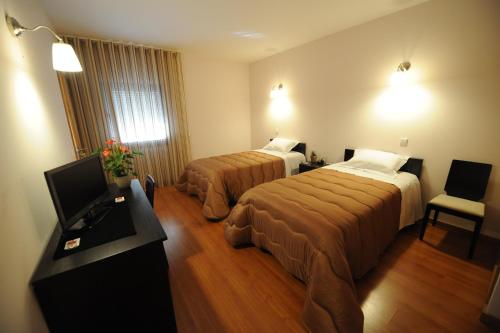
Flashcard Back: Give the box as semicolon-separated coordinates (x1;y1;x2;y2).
176;141;306;219
224;149;423;333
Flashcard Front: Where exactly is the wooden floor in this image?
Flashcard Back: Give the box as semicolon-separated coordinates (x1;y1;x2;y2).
156;186;499;333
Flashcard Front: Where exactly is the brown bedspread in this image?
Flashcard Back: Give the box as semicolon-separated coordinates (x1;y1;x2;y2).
176;151;285;219
224;168;402;333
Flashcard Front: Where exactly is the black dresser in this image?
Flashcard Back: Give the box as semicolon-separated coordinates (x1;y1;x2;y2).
31;180;176;333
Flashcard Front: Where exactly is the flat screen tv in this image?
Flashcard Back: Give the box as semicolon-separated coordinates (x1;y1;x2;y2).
45;155;110;231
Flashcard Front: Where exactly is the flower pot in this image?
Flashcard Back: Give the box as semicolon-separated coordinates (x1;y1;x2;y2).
114;175;134;189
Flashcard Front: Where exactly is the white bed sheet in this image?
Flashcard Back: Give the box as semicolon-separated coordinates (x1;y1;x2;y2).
254;149;306;177
323;162;423;230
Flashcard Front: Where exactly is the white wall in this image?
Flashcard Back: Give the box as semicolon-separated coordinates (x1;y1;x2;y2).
0;0;76;332
249;0;500;237
183;54;251;159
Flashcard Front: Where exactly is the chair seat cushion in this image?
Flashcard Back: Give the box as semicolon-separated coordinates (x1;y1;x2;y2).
429;194;485;217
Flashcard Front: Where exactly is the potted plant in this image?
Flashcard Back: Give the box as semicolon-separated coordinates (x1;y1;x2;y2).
94;139;143;189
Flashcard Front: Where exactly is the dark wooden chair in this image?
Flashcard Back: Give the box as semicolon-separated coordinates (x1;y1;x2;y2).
145;175;155;208
419;159;492;258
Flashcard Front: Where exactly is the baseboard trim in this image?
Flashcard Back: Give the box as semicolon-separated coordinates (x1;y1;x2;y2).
480;311;500;330
482;229;500;240
436;218;500;240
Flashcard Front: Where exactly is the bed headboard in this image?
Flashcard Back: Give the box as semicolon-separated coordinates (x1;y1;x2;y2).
292;143;306;155
344;148;423;179
269;139;307;156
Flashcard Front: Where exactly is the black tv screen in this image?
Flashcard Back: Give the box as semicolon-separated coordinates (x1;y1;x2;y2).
45;155;109;231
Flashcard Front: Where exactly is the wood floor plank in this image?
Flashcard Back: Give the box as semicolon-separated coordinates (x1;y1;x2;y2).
156;186;498;332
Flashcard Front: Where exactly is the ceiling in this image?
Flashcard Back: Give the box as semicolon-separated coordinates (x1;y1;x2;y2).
39;0;428;63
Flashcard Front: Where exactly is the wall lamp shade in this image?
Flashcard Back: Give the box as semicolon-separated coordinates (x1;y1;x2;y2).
5;15;82;72
270;83;284;99
52;42;82;72
390;61;412;86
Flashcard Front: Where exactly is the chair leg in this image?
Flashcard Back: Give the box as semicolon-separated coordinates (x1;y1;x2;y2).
432;209;440;226
419;205;433;240
468;218;483;259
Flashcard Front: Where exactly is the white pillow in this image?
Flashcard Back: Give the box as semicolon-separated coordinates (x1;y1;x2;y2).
342;160;397;175
350;149;409;172
262;138;299;153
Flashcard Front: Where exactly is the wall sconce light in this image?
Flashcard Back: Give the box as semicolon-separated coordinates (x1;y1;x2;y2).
269;83;291;119
270;83;284;99
5;15;82;72
376;60;431;121
391;61;412;86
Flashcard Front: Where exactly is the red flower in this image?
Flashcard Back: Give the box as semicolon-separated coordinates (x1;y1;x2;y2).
103;149;111;157
106;139;115;146
120;145;129;153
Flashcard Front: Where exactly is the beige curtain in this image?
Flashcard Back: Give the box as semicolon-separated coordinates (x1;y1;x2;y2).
58;36;191;187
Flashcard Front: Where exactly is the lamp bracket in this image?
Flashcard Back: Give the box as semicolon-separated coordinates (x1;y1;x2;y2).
5;14;63;42
397;61;411;72
6;15;25;37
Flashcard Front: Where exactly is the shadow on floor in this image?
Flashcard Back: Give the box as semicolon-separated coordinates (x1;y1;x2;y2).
420;221;500;270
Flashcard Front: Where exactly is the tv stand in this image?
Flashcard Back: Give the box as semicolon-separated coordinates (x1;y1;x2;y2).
31;180;176;332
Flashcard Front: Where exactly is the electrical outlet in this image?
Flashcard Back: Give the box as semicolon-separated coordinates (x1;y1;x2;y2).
400;137;408;147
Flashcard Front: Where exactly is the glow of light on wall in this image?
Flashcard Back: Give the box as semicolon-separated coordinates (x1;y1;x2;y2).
375;67;431;121
10;41;25;67
270;84;292;120
14;72;47;136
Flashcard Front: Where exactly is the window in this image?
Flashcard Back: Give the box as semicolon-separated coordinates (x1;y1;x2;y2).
111;86;169;143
